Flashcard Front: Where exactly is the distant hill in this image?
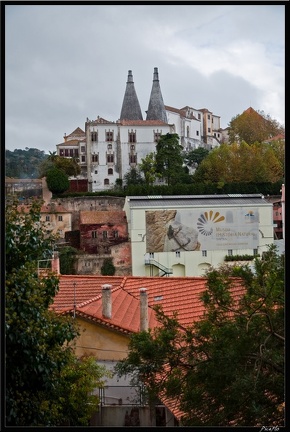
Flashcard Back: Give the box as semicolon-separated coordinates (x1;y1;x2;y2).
5;148;48;178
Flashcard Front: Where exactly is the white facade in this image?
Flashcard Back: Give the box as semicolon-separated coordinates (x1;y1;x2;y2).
85;118;174;192
123;195;274;277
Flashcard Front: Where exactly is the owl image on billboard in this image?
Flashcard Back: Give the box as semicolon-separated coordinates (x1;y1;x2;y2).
145;208;259;253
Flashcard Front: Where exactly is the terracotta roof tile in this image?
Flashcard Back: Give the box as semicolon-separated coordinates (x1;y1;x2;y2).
52;275;245;331
80;210;127;225
119;120;168;126
57;139;80;146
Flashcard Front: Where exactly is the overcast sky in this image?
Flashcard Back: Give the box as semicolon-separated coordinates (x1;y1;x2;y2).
5;3;285;154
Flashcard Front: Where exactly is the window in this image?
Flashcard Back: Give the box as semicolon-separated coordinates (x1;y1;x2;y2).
154;132;161;142
81;146;86;153
176;251;180;258
92;154;98;163
58;215;63;221
149;252;154;258
113;230;119;238
91;132;98;142
104;178;109;185
187;126;190;138
46;215;50;221
107;154;114;163
131;145;135;151
95;170;98;174
64;149;69;156
202;250;207;257
108;168;113;175
92;231;97;238
59;149;64;156
103;231;108;239
253;248;258;256
228;249;233;256
129;154;137;164
74;149;79;157
70;149;74;157
208;128;211;133
207;114;210;120
129;131;136;143
106;131;113;142
81;155;86;162
196;131;199;136
107;144;112;150
198;113;201;120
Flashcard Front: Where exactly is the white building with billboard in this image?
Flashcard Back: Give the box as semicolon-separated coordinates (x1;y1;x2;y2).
123;194;274;277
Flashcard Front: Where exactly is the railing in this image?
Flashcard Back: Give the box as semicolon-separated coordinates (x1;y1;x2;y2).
144;259;173;276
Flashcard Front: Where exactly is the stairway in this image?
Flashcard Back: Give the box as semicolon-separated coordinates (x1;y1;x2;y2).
144;258;173;277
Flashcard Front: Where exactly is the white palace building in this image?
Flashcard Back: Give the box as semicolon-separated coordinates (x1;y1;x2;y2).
56;68;224;192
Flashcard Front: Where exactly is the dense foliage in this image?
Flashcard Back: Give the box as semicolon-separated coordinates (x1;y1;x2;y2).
5;200;109;426
5;148;47;178
227;108;284;144
39;151;81;178
155;133;185;185
115;245;284;426
193;141;284;185
46;167;70;194
101;257;116;276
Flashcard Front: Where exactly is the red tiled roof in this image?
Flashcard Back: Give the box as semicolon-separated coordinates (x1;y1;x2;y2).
119;120;168;126
56;139;80;147
52;275;125;312
52;275;245;330
80;210;127;225
67;127;85;137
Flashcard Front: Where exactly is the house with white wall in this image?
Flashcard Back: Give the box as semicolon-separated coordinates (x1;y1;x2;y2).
123;194;274;277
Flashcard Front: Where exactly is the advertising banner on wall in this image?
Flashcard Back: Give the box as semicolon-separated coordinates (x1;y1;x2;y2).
145;208;259;252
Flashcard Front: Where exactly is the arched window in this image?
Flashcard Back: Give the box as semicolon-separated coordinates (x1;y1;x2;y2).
108;168;113;175
104;179;109;185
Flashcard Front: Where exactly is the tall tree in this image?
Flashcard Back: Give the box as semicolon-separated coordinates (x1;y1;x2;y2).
139;152;159;186
46;167;70;194
193;142;284;184
228;108;284;145
115;245;284;426
5;200;108;426
155;133;184;185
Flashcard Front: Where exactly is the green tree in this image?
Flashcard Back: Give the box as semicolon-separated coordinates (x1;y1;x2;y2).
101;257;116;276
155;133;184;185
123;167;145;187
5;200;108;426
228;108;284;145
58;246;78;274
193;142;284;184
139;152;159;186
39;154;80;178
183;147;209;168
115;245;284;426
5;148;47;178
46;167;70;194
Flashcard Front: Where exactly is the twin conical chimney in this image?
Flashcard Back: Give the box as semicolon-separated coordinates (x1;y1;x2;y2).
146;67;167;123
120;70;143;121
120;68;167;123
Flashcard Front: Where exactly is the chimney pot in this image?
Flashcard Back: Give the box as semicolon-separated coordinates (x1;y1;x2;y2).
102;284;112;319
140;288;148;331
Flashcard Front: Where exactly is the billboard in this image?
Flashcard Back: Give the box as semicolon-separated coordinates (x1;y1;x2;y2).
145;208;259;252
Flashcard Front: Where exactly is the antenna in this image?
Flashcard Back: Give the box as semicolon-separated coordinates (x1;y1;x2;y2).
73;282;76;318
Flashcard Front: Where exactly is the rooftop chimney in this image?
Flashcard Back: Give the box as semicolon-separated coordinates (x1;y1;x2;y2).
140;288;148;331
102;284;112;319
51;251;60;275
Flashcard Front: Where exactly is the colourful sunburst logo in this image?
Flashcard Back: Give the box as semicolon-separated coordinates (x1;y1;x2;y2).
197;211;225;236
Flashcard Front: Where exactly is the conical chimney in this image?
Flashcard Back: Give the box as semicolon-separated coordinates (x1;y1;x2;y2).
120;70;143;120
146;67;167;123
